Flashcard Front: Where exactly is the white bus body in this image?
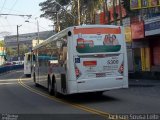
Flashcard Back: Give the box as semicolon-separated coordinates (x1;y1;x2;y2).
24;52;32;77
32;25;128;96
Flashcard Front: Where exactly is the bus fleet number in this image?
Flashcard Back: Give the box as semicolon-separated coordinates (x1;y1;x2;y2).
107;60;119;64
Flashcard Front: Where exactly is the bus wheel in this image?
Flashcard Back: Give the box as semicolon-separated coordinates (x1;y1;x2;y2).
48;80;53;95
53;82;58;97
33;73;38;87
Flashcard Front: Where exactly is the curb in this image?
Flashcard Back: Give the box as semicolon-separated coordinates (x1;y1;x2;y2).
0;69;23;76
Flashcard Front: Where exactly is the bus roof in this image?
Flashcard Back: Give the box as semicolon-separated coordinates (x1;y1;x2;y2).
32;25;123;51
32;28;69;50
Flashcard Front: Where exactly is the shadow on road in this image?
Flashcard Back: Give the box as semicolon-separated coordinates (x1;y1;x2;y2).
63;93;120;104
29;83;120;104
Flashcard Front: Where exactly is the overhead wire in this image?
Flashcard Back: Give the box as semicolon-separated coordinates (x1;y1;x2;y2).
0;0;8;35
7;0;18;14
0;0;7;13
4;0;18;34
0;0;53;36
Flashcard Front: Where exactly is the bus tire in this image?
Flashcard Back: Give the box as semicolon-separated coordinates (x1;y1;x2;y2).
33;73;38;87
53;81;58;97
48;76;53;95
52;75;59;97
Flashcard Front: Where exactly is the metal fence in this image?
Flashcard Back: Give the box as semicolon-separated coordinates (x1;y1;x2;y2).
0;65;23;74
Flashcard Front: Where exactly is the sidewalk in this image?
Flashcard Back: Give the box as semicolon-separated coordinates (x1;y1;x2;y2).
129;79;160;87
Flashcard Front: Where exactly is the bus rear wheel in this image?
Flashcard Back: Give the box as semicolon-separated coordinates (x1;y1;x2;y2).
33;73;38;87
48;80;53;95
53;82;59;97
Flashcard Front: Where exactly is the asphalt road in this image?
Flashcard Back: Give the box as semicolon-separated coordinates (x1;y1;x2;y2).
0;70;160;120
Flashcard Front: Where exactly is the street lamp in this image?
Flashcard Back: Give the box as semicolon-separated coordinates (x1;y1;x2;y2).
17;25;22;60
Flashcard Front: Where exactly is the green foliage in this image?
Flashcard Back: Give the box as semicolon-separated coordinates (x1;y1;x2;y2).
0;40;4;47
6;47;16;57
19;44;29;56
39;0;103;30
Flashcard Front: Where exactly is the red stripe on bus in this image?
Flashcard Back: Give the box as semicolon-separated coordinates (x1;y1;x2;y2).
74;27;121;34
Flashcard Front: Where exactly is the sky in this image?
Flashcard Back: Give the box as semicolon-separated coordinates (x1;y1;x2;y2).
0;0;53;39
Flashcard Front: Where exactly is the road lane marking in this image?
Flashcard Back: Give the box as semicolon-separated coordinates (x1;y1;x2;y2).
0;83;17;85
0;77;31;85
0;78;31;82
19;79;128;120
1;71;126;119
18;76;127;120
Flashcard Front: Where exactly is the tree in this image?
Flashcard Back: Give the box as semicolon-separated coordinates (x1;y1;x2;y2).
39;0;73;30
6;47;17;57
39;0;103;30
19;44;28;56
0;40;4;47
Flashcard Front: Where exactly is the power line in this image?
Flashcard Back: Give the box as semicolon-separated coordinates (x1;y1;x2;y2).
27;20;50;31
0;25;17;27
8;0;18;14
0;13;32;18
0;0;7;13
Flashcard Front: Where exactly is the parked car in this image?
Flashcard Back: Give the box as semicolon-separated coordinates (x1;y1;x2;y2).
12;61;24;65
3;62;13;66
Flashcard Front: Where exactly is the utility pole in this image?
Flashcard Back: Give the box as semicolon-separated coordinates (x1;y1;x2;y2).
103;0;106;24
119;0;123;26
36;19;40;44
113;0;117;25
17;25;22;60
105;0;110;24
56;12;60;33
77;0;80;25
46;11;60;33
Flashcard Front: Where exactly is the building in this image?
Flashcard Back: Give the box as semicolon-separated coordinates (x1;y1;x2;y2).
0;47;6;65
4;30;55;50
129;16;160;79
95;0;160;79
4;30;55;61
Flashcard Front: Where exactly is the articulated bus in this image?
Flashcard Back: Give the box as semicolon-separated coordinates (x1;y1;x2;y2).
32;25;128;96
24;52;32;77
